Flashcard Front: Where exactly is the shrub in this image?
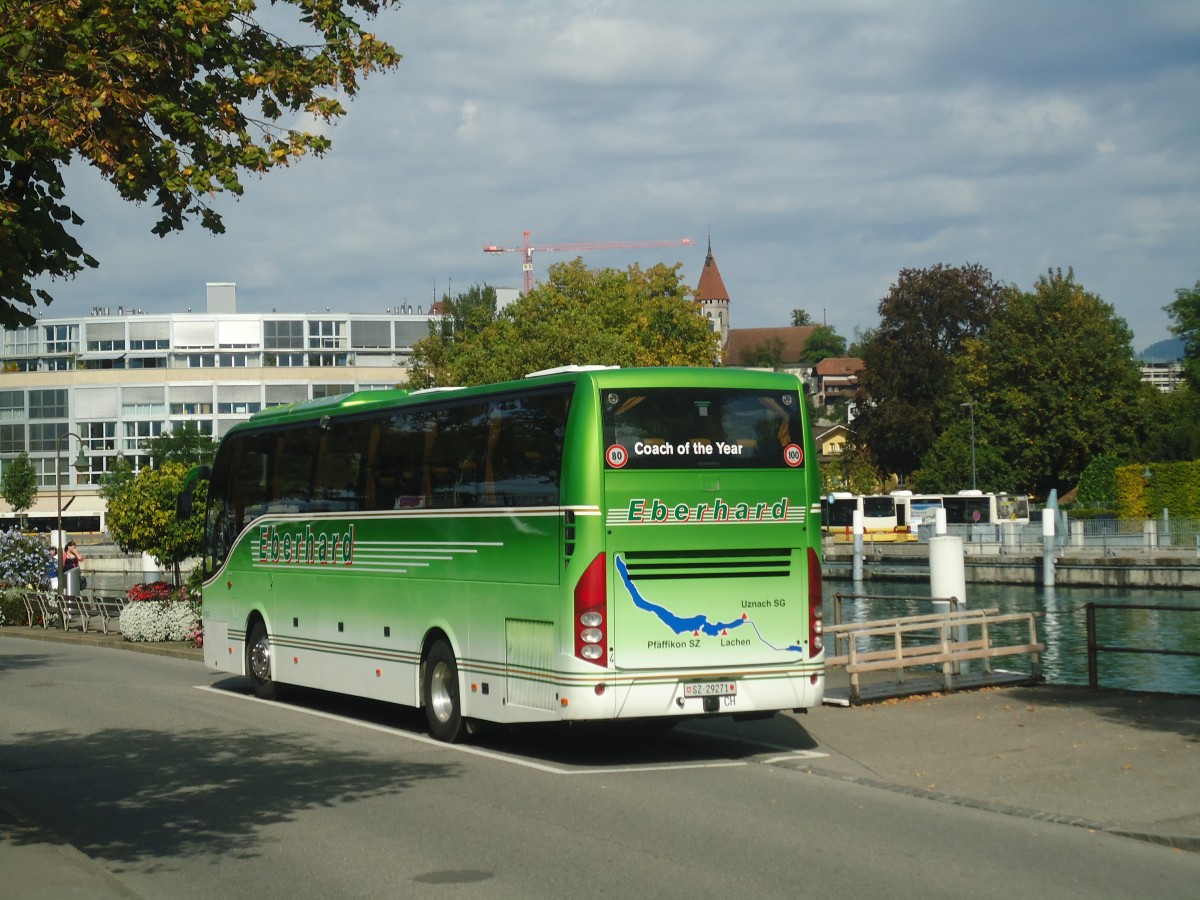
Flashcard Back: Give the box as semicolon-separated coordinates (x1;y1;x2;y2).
0;530;55;588
0;585;26;625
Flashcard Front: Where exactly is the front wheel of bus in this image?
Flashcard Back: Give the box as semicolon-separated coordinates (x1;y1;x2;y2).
423;639;466;743
246;620;279;701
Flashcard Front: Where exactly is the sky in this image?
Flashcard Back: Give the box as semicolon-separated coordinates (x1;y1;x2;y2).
31;0;1200;353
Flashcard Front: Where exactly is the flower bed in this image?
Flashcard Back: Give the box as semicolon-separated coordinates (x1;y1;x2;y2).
120;581;201;645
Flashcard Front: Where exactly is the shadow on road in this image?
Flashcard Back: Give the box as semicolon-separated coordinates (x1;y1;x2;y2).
212;676;822;769
0;719;460;864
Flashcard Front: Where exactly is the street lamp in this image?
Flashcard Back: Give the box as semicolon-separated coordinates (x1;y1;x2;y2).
960;401;977;491
55;431;88;592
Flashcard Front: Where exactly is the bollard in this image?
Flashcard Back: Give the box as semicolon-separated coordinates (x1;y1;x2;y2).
930;535;967;673
1143;520;1157;554
852;509;864;582
934;507;947;536
1042;508;1055;587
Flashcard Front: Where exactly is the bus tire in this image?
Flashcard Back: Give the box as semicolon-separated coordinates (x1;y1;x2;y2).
423;639;466;743
246;619;279;701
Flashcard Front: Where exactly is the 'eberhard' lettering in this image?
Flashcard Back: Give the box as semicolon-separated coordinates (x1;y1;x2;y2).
623;497;792;525
259;524;355;566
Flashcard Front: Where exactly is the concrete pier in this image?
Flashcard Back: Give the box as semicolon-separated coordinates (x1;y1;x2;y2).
824;539;1200;589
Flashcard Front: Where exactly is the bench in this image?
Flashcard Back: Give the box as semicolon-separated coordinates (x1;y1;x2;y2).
16;590;128;634
79;594;128;634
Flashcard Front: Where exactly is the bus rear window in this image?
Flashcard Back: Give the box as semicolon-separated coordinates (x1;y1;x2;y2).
602;387;805;470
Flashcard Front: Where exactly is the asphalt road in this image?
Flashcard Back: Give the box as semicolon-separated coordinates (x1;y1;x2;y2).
2;637;1198;899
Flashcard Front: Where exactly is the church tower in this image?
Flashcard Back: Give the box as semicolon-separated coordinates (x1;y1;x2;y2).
695;237;730;346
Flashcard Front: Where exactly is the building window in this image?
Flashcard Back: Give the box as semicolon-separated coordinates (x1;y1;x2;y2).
43;324;78;355
0;423;24;453
264;320;304;349
29;389;67;419
312;384;354;399
351;319;392;349
308;319;346;350
130;338;169;351
0;390;23;421
217;401;262;415
169;402;215;416
124;420;164;451
30;422;67;453
309;352;350;367
81;421;118;452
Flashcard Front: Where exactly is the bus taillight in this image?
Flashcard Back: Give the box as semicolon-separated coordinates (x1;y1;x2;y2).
808;547;823;656
574;553;608;667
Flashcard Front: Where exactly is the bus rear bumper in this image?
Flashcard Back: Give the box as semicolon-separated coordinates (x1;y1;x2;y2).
557;670;825;722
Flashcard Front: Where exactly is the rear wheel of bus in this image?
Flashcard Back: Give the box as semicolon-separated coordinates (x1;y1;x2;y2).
423;639;466;742
246;619;279;701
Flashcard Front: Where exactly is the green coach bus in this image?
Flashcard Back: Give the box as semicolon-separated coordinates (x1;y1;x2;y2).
188;366;825;741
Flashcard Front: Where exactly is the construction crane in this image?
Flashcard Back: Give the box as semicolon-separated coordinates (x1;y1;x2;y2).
483;231;694;294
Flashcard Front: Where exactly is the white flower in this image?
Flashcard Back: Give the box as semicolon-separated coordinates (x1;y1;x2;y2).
120;601;201;643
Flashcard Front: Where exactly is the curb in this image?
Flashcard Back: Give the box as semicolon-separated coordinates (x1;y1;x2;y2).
800;765;1200;854
0;626;202;662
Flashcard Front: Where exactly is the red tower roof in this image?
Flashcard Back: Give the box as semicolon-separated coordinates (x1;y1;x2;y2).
695;238;729;302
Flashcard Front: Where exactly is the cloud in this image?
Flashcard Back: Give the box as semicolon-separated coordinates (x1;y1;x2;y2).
28;0;1199;350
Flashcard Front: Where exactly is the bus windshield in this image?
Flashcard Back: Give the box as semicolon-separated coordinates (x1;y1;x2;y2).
601;387;804;470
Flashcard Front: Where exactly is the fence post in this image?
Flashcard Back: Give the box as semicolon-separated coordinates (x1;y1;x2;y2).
1086;602;1098;689
1042;509;1055;587
852;509;864;582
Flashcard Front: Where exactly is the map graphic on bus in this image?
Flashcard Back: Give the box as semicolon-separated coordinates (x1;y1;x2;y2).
615;555;804;653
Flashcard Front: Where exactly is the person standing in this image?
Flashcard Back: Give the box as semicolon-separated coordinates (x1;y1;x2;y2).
62;541;84;594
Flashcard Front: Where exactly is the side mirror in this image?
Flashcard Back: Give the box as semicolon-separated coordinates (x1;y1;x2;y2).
177;490;194;521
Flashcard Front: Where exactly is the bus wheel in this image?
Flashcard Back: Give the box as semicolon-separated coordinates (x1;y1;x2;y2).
246;620;278;701
423;639;466;743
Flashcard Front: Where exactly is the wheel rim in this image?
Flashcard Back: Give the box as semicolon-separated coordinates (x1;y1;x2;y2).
250;634;271;683
429;660;456;724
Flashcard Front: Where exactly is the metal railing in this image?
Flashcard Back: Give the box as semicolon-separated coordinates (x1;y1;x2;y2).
896;517;1200;556
1085;602;1200;691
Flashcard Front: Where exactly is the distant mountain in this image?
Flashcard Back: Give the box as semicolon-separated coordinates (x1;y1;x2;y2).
1139;338;1185;363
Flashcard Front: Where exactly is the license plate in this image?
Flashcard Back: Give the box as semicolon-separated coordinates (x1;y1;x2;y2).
683;680;737;697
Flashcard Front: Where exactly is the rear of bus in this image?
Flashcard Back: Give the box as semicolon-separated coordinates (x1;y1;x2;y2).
568;368;824;721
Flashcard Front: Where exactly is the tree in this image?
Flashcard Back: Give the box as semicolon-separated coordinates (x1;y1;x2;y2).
104;461;206;586
407;260;720;387
1166;278;1200;390
145;422;219;469
820;442;883;495
0;1;401;327
790;308;814;326
913;419;1015;493
0;451;38;528
801;325;847;364
1139;385;1200;462
947;268;1146;497
744;336;786;370
407;284;498;384
853;263;1006;479
98;452;135;503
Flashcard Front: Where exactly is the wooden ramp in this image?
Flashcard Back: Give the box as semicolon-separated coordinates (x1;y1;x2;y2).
822;607;1045;706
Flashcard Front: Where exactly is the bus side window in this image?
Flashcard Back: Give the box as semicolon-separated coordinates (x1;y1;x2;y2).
271;427;319;513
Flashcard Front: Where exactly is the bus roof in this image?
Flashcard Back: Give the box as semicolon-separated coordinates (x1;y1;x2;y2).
230;366;805;434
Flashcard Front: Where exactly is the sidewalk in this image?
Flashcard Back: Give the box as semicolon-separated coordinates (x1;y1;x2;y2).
804;672;1200;852
1;624;1196;900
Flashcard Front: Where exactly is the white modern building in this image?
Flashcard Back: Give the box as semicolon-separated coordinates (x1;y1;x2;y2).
0;284;442;533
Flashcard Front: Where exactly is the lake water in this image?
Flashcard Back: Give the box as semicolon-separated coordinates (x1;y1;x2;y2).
825;579;1200;695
